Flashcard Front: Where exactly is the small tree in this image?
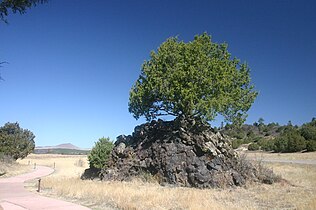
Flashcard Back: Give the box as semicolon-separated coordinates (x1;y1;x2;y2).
0;122;35;160
258;118;265;126
129;33;257;126
88;137;114;169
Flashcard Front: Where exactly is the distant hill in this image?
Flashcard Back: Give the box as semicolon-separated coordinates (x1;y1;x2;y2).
34;143;90;155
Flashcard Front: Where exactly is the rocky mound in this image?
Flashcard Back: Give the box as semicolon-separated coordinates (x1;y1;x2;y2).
101;117;277;188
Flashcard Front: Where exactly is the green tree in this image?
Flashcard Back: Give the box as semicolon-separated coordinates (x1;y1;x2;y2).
0;122;35;160
300;118;316;140
257;117;265;133
88;137;114;169
306;140;316;152
0;0;47;23
129;33;257;125
274;128;306;153
258;138;275;151
258;118;264;126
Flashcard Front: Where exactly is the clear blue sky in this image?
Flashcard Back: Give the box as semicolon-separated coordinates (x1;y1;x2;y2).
1;0;315;148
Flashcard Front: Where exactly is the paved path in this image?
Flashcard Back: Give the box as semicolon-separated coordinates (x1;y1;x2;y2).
257;159;316;165
0;166;90;210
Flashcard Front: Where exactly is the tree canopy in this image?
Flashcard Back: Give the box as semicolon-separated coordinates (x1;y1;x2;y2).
0;0;47;23
129;33;258;125
0;122;35;160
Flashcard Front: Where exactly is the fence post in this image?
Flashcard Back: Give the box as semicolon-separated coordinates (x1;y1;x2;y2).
34;163;36;169
37;178;41;192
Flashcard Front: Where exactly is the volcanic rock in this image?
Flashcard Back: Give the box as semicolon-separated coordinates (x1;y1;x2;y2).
101;116;262;188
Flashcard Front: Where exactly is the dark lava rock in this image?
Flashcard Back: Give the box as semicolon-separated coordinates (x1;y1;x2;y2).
100;116;260;188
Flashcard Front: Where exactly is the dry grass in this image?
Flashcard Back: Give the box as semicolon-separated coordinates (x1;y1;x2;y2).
245;151;316;161
19;153;316;210
18;154;88;178
0;160;32;178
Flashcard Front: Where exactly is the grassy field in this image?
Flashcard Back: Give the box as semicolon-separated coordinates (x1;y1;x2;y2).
245;151;316;161
0;159;32;178
16;152;316;210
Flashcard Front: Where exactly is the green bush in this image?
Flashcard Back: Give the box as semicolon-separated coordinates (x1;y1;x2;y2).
306;140;316;152
88;137;114;169
258;139;275;151
301;125;316;140
273;136;288;152
248;143;260;151
232;139;245;149
252;136;264;143
287;134;306;152
274;129;306;153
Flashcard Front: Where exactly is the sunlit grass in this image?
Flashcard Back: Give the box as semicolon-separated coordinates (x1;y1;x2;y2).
19;153;316;210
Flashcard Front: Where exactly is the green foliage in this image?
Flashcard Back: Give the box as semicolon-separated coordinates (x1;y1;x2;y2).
300;119;316;141
248;143;260;151
129;33;257;125
251;136;264;143
227;128;246;140
258;138;275;151
0;122;35;160
273;136;288;153
274;128;306;153
223;118;316;153
88;137;114;169
231;139;245;149
258;118;265;126
0;0;47;23
306;140;316;152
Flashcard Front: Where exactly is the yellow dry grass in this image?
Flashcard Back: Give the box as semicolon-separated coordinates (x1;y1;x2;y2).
18;154;88;178
20;153;316;210
0;161;32;178
245;151;316;161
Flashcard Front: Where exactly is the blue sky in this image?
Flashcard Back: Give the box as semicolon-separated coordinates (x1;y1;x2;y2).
1;0;315;148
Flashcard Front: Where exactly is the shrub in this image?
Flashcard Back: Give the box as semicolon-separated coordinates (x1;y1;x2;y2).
253;160;281;184
232;139;244;149
301;125;316;140
259;139;275;151
273;136;288;152
252;136;264;143
274;128;306;152
234;154;281;185
248;143;260;151
88;137;114;169
306;140;316;152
